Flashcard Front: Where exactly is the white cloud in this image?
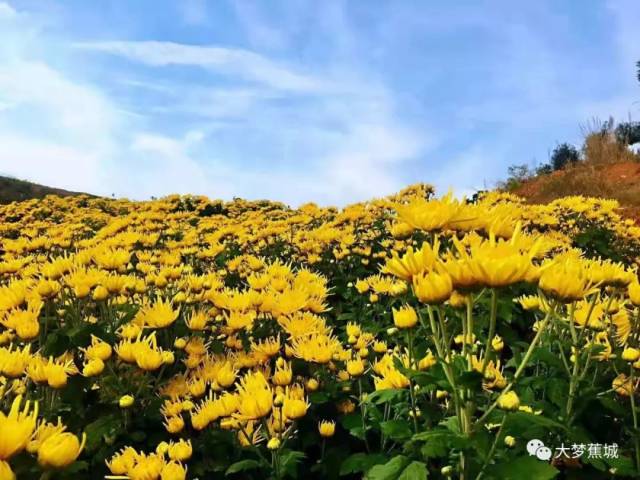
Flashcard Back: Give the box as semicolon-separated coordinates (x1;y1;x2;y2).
0;136;103;192
120;132;228;199
73;41;326;92
0;60;120;193
0;2;16;19
431;145;505;197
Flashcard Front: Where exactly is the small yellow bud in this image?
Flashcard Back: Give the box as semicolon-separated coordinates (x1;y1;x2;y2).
267;438;281;450
92;285;109;301
318;420;336;438
622;347;640;362
497;391;520;411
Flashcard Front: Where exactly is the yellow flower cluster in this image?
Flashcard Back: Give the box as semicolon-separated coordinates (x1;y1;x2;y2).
0;184;638;478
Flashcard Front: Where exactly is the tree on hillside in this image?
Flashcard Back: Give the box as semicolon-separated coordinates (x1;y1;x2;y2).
615;121;640;146
550;143;580;171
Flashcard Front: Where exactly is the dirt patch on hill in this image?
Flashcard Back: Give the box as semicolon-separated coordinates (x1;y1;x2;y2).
513;162;640;223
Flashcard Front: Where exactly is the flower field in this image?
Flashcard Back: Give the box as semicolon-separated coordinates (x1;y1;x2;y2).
2;184;640;479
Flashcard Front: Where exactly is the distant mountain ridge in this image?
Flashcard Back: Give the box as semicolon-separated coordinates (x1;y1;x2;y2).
0;176;89;204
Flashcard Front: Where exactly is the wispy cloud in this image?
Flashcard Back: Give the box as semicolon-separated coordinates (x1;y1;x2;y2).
73;41;326;92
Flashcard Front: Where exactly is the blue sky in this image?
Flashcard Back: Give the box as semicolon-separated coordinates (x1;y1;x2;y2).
0;1;639;206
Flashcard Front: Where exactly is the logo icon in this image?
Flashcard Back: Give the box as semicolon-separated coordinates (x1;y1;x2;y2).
527;439;551;461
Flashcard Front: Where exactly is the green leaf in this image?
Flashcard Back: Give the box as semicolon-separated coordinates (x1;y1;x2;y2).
309;391;329;404
491;456;558;480
398;461;429;480
225;459;261;475
279;450;305;478
530;346;565;370
546;378;568;408
380;419;412;440
341;413;366;439
605;456;637;477
599;396;627;416
414;429;466;458
366;455;410;480
340;453;387;476
84;414;121;452
365;389;405;405
457;370;484;390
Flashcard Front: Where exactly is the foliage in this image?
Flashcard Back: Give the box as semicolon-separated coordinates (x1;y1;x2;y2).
550;143;580;171
496;164;534;191
615;122;640;146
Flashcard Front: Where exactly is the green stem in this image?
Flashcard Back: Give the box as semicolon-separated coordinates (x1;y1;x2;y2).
475;413;507;480
424;307;463;423
358;379;371;452
476;312;551;428
480;289;498;376
566;302;581;422
406;329;419;433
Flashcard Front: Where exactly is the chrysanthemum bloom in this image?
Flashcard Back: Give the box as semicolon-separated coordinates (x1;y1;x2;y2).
412;269;452;304
163;415;185;434
37;431;86;468
272;361;293;386
318;420;336;438
539;258;597;302
381;239;441;281
82;358;105;377
394;192;464;232
106;447;137;475
216;362;238;388
168;439;192;461
282;398;308;420
236;371;273;420
186;310;209;330
346;358;365;377
446;226;543;289
0;395;38;460
392;305;418;329
137;299;180;329
27;418;66;454
289;334;342;364
161;461;187;480
84;335;112;361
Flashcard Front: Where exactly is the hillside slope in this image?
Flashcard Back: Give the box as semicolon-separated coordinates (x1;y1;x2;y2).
511;161;640;221
0;176;88;204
